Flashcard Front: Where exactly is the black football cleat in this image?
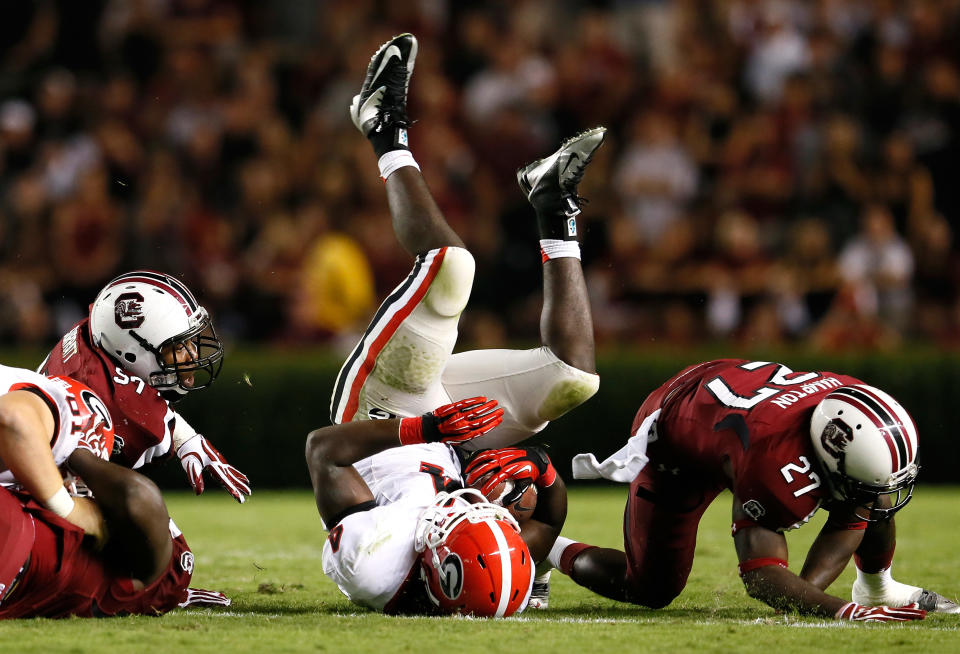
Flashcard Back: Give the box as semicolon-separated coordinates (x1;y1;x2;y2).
350;33;418;150
517;127;606;221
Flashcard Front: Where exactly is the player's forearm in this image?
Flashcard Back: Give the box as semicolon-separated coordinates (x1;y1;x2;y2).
305;420;406;469
742;565;847;617
0;393;65;503
522;476;567;562
799;526;863;589
64;496;108;548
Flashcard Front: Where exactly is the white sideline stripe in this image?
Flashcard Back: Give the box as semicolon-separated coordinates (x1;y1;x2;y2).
189;613;960;630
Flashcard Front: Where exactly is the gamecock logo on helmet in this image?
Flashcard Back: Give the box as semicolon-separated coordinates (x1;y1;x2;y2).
114;292;145;329
820;420;853;459
438;553;464;600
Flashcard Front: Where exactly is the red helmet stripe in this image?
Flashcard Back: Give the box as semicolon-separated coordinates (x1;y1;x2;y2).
859;386;916;462
828;389;901;473
106;273;195;316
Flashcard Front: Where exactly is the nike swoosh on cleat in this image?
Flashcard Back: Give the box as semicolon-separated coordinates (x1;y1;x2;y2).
561;152;580;177
371;45;402;85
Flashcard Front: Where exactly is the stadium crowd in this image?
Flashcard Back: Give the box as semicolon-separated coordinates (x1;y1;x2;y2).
1;0;959;351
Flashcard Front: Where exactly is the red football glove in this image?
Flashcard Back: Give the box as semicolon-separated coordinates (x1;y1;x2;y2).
398;397;504;446
178;587;232;609
177;434;252;504
464;446;557;498
836;601;927;622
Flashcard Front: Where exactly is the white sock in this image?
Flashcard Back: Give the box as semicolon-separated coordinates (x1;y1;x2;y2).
547;536;577;571
854;565;921;605
378;150;420;180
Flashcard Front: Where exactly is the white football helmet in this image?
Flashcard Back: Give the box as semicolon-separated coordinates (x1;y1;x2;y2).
809;384;919;520
89;271;223;398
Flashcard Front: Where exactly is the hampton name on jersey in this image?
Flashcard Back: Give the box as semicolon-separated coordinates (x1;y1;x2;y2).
636;359;864;532
40;319;178;468
0;365;110;486
322;443;462;613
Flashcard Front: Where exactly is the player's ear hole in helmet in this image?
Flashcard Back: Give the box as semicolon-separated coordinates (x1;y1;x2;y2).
414;489;533;617
89;271;224;401
809;384;919;521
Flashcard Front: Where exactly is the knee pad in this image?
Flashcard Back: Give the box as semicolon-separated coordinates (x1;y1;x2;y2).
536;350;600;422
422;247;474;317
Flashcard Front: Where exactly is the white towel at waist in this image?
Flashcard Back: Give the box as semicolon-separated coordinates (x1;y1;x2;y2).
571;409;660;483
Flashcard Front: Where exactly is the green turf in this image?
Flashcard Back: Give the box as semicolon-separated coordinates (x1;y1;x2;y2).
1;486;958;653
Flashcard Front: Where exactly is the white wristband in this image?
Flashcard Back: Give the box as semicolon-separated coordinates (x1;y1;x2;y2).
44;486;76;518
378;150;420;180
539;239;581;261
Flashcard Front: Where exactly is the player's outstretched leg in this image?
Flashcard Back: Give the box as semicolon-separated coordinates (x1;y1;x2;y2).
332;33;474;424
350;33;462;255
517;127;605;374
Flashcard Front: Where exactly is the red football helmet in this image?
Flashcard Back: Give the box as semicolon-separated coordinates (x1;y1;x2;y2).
48;375;116;460
415;489;533;617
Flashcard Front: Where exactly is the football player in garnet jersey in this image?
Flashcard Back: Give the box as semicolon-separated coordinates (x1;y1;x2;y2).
547;359;959;622
329;32;603;609
0;367;226;618
39;270;250;503
306;396;568;616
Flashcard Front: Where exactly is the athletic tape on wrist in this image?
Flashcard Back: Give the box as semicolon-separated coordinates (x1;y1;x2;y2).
539;239;581;262
378;150;420;180
399;417;425;445
44;486;76;518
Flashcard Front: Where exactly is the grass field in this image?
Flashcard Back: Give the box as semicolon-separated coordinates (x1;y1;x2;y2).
1;485;958;653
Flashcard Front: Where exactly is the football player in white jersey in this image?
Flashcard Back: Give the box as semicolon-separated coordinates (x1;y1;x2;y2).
329;32;605;610
306;395;569;616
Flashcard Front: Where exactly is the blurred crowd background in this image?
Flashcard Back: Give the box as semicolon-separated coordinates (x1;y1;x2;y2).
2;0;960;353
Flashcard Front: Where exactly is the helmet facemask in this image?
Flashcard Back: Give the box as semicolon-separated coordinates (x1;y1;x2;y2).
130;308;223;398
823;443;919;522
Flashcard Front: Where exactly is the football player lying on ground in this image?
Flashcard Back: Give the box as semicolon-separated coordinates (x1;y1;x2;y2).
40;271;250;503
306;396;566;616
0;365;228;618
546;359;959;622
329;32;604;608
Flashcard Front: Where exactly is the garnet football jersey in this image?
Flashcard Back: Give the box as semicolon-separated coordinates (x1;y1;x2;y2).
40;319;177;468
652;359;863;531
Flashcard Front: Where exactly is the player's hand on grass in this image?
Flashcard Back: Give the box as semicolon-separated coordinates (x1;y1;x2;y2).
178;588;232;608
177;434;251;503
399;397;504;445
464;445;557;495
836;601;926;622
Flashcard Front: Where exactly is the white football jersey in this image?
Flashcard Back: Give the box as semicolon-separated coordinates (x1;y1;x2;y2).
322;443;461;610
0;365;88;486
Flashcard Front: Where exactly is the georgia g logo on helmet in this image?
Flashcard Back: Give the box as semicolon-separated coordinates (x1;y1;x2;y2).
114;292;145;329
438;553;464;600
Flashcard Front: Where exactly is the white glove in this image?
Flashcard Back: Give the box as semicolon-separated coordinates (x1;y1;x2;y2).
853;565;960;614
178;588;232;608
176;434;251;503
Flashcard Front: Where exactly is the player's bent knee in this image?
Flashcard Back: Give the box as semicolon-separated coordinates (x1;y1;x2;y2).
422;247;474;317
537;355;600;422
625;582;682;609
